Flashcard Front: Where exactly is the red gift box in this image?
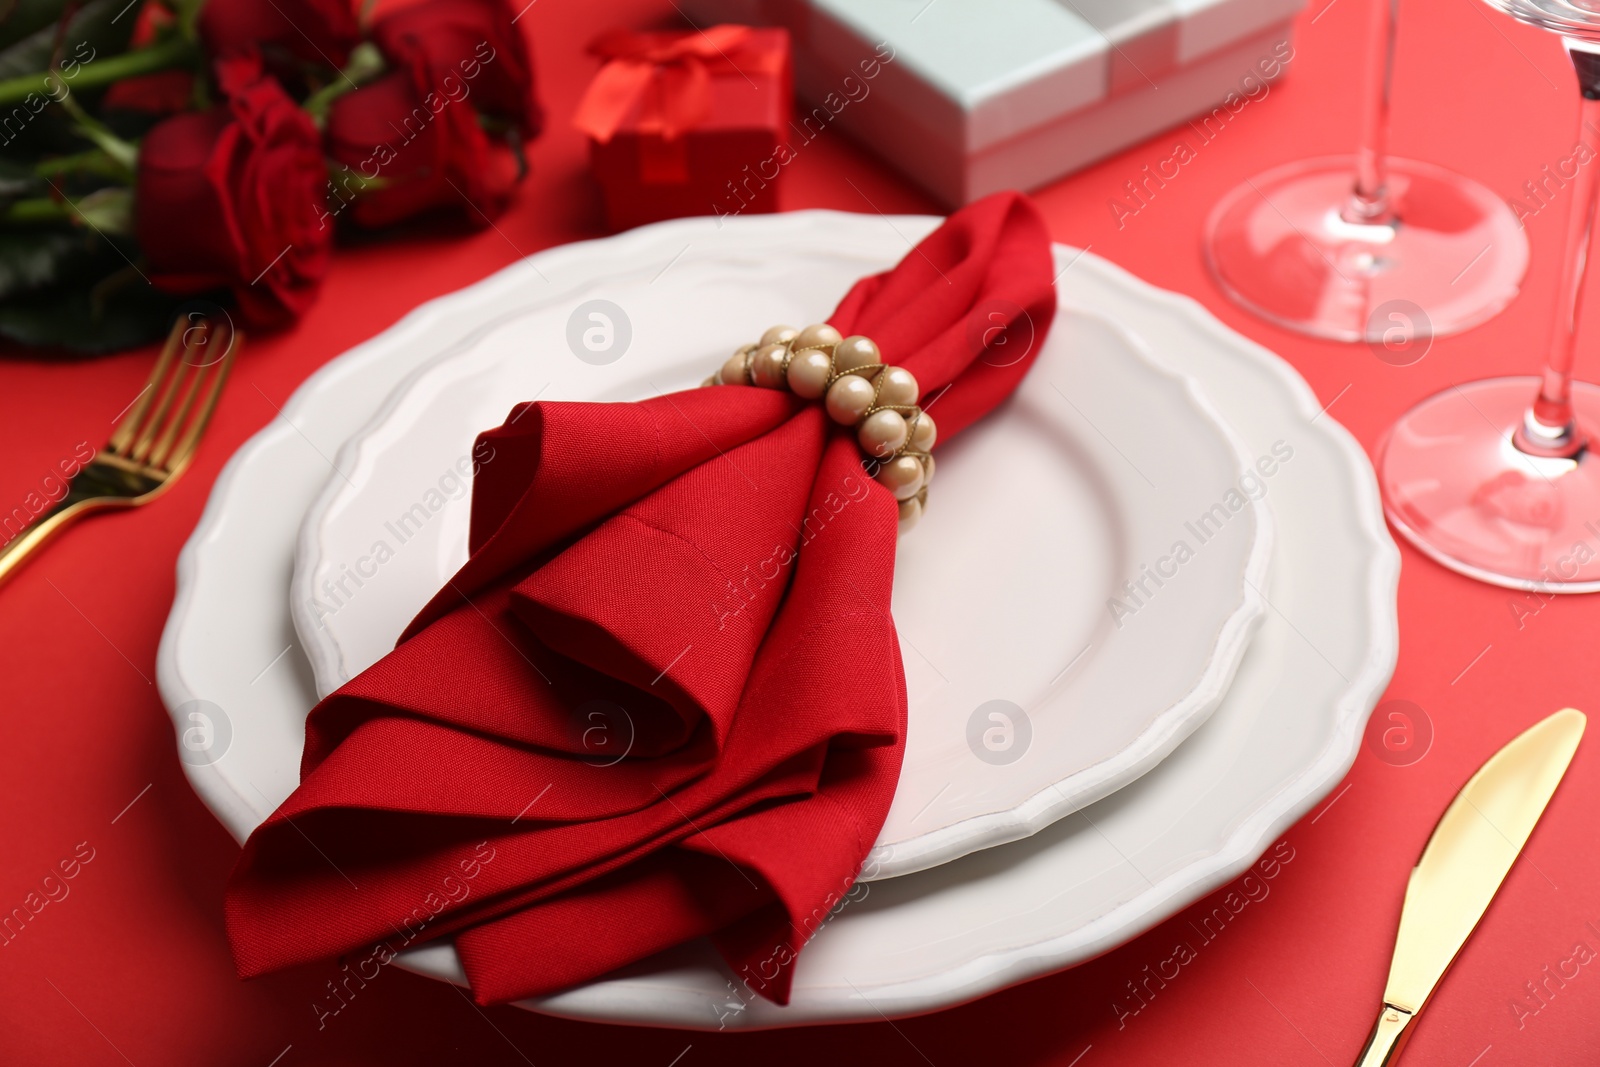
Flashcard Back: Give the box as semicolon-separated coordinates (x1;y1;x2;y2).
574;25;792;231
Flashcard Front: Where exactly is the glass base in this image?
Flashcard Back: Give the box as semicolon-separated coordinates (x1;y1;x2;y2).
1205;156;1529;343
1379;377;1600;591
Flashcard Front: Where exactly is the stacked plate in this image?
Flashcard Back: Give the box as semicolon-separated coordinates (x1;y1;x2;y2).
157;211;1399;1030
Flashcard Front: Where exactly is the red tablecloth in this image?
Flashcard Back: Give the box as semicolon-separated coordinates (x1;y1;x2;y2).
3;1;1597;1063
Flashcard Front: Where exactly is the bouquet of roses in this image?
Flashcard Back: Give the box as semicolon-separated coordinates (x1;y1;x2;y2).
0;0;542;354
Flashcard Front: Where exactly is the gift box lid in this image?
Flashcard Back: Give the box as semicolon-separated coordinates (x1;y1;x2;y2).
803;0;1301;152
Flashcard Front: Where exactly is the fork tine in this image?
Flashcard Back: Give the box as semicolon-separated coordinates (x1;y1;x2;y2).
160;328;239;475
146;335;211;472
107;317;185;456
127;328;201;466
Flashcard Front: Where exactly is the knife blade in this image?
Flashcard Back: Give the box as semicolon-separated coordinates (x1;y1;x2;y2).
1354;707;1585;1067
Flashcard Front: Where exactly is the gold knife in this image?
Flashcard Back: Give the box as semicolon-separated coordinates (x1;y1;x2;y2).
1354;707;1585;1066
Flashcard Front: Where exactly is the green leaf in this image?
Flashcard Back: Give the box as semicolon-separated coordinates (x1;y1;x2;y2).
0;273;179;354
71;185;130;233
0;152;40;204
0;0;142;83
0;226;99;298
0;0;72;53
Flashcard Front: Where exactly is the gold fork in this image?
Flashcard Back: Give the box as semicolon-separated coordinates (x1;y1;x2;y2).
0;316;239;588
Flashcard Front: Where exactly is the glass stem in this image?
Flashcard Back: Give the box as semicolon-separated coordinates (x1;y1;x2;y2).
1346;0;1398;224
1520;43;1600;458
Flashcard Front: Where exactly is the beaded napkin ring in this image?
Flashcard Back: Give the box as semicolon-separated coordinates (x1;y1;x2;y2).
703;323;936;533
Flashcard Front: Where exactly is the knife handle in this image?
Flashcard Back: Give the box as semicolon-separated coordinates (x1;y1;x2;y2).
1353;1004;1416;1067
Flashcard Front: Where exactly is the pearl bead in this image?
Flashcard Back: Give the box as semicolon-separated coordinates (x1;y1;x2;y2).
786;349;833;399
792;322;843;352
832;335;880;373
719;348;750;386
857;410;908;458
897;496;922;533
825;374;875;425
921;454;935;485
749;343;789;388
760;324;799;348
877;366;919;407
908;411;937;451
876;455;924;500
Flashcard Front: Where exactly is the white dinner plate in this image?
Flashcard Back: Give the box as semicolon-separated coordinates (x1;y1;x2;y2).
291;246;1271;879
157;212;1398;1030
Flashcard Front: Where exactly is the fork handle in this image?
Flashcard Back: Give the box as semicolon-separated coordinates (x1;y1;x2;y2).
0;496;97;588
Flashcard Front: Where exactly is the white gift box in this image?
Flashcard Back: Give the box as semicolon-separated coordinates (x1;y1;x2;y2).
681;0;1305;206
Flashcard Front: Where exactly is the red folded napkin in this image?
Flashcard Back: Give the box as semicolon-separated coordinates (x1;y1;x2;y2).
225;191;1057;1006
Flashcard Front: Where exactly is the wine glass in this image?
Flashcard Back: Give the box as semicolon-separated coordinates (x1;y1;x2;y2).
1204;0;1529;341
1378;1;1600;590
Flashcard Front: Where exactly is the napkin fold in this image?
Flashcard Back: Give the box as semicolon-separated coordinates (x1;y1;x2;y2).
225;191;1057;1006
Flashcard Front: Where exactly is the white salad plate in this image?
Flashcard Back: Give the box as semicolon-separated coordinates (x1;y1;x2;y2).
290;237;1271;880
157;212;1398;1030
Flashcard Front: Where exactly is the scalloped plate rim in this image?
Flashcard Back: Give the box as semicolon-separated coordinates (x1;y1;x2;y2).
155;210;1399;1030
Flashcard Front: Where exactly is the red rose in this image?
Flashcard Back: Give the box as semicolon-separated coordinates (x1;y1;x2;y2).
324;71;514;229
137;59;332;327
371;0;539;132
198;0;361;69
325;0;541;228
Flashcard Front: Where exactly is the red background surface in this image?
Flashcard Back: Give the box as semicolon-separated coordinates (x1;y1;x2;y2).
3;0;1599;1063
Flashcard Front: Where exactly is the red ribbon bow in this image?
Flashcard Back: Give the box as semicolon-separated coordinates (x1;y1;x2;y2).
573;25;769;144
